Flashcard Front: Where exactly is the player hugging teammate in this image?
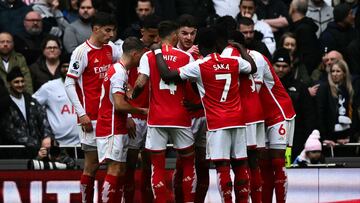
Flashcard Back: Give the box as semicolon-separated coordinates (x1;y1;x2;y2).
66;12;295;203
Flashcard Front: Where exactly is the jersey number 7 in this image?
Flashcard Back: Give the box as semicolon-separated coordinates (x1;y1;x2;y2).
215;73;231;102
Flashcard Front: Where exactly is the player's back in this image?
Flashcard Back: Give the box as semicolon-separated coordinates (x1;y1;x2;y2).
146;44;192;127
254;53;296;126
221;46;264;124
197;53;245;130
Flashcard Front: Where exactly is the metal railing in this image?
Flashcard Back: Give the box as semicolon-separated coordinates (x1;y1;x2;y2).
323;143;360;157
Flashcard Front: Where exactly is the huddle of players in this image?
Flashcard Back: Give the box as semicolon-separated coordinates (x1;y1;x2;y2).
65;11;295;203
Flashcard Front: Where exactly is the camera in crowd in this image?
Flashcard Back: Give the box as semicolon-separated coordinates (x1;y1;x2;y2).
27;159;69;170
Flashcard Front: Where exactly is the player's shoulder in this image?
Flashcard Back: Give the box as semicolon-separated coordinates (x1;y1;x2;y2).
72;42;91;59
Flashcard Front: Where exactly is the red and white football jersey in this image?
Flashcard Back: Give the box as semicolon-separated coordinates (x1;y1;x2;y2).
221;46;264;124
250;51;296;126
178;53;251;131
128;66;149;120
96;62;128;137
138;44;194;127
67;40;121;121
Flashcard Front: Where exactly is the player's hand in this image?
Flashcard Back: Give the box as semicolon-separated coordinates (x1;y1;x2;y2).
150;43;161;51
126;117;136;139
323;140;336;147
187;45;199;56
79;114;93;132
337;138;350;145
126;84;134;100
38;147;48;158
139;108;148;115
308;84;320;97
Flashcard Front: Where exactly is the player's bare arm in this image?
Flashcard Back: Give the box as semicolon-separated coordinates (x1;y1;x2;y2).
113;92;148;115
131;73;149;99
229;41;257;74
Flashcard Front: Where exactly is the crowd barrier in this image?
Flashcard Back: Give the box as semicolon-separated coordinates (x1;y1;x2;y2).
1;168;360;203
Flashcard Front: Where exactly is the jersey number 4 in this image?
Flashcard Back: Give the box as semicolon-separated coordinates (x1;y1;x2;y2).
215;73;231;102
159;79;177;95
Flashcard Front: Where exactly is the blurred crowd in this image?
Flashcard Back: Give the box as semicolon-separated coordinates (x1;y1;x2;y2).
0;0;359;160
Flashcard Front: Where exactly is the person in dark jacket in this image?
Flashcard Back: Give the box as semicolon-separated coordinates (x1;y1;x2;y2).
0;67;53;158
238;16;272;59
13;11;48;66
289;0;322;74
316;60;355;149
344;24;360;76
320;3;356;56
273;48;317;162
30;35;63;91
0;0;32;35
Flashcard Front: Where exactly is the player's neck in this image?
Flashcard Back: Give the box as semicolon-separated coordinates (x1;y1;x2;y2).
176;42;189;52
119;55;132;70
88;36;103;48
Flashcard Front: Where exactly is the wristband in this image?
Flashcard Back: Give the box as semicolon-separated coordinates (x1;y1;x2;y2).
154;49;162;55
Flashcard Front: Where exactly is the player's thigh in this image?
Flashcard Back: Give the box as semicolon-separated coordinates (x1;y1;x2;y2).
256;122;266;149
128;118;147;150
96;134;129;163
80;121;97;151
169;127;194;150
191;117;207;148
245;123;257;149
266;120;292;150
145;127;169;151
230;127;247;159
206;129;232;160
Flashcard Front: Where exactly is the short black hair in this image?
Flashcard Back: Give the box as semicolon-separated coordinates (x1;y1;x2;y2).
141;14;161;29
239;0;257;7
177;14;197;28
41;35;62;51
214;16;237;41
122;37;146;53
137;0;154;8
229;30;245;45
197;27;217;50
90;12;117;28
238;16;254;26
158;20;179;39
77;0;95;9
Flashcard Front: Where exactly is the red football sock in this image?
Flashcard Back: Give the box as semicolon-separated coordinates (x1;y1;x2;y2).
259;159;274;203
141;164;154;203
173;157;183;203
124;166;135;203
101;174;119;203
80;174;95;203
232;166;250;203
195;160;209;203
215;164;233;203
114;176;125;203
272;158;287;203
250;167;263;203
180;154;196;202
151;152;168;203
